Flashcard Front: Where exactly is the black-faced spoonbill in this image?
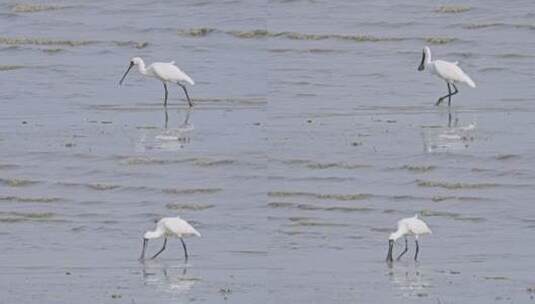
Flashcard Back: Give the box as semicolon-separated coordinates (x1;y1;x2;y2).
119;57;195;107
418;46;476;107
386;214;432;263
139;216;201;261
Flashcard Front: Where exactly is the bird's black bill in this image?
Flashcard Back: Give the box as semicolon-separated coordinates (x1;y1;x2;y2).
119;62;134;85
139;238;148;261
418;51;425;71
386;240;394;263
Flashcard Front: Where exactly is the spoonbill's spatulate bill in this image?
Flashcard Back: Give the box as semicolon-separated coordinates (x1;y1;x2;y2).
418;46;476;107
139;216;201;261
386;214;432;263
119;57;195;107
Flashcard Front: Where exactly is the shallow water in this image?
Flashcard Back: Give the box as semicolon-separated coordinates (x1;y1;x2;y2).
1;0;535;303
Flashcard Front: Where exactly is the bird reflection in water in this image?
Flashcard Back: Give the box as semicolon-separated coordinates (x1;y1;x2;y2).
422;109;476;153
142;261;200;295
163;107;193;131
387;263;432;298
136;108;193;152
157;108;193;149
156;108;193;150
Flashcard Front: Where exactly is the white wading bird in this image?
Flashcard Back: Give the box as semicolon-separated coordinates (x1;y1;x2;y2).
418;46;476;106
119;57;195;107
139;216;201;261
386;214;432;263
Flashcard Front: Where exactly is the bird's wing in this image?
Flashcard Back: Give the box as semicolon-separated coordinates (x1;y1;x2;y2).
434;60;476;87
407;218;432;235
164;217;201;237
151;62;195;85
397;219;410;233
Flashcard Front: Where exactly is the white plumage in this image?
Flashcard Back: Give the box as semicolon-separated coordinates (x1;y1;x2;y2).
119;57;195;107
418;46;476;106
391;215;432;239
150;62;195;86
433;60;475;88
152;217;201;238
386;214;432;263
139;216;201;261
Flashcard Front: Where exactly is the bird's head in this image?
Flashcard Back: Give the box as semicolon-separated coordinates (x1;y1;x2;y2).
119;57;143;85
130;57;143;66
418;46;431;71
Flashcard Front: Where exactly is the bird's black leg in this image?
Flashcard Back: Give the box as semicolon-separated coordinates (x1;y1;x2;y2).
414;239;420;261
178;84;193;107
139;238;148;261
180;237;189;262
436;82;452;106
163;83;168;106
396;237;409;261
447;83;452;106
386;240;394;263
449;83;459;107
183;108;191;126
164;107;168;129
151;238;167;260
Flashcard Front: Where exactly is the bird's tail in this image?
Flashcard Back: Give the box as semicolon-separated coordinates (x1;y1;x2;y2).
183;74;195;86
176;69;195;86
191;227;201;237
464;74;476;88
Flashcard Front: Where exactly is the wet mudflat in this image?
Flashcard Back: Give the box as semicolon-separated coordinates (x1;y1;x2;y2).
1;1;534;303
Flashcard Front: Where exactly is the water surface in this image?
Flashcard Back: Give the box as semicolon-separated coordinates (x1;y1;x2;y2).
1;1;534;303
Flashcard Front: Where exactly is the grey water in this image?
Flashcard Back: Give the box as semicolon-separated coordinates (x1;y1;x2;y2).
0;0;534;303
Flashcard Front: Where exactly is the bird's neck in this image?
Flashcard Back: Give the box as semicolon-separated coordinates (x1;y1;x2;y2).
137;61;148;75
145;228;164;239
389;229;405;241
424;48;433;66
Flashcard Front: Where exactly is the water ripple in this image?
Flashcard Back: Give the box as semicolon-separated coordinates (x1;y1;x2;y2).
11;3;65;13
0;65;24;71
416;179;498;190
0;195;62;203
162;188;223;195
435;5;471;14
0;177;38;187
0;212;61;223
177;28;405;42
268;191;371;201
166;203;214;211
